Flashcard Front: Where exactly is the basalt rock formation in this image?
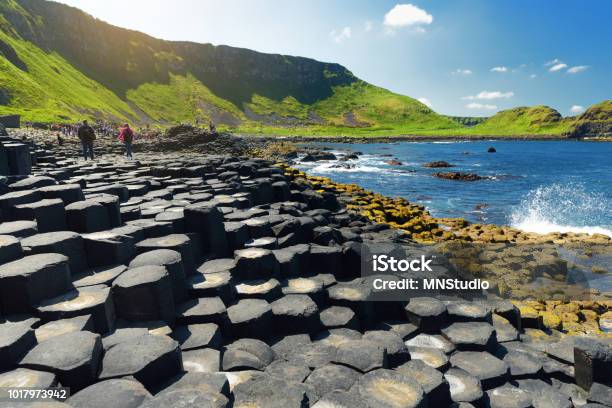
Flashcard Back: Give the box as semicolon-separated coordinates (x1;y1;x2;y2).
0;134;610;407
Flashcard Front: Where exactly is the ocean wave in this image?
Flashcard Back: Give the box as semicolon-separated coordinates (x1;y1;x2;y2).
509;183;612;237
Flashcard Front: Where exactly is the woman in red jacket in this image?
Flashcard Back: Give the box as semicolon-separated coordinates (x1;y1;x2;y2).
118;123;135;159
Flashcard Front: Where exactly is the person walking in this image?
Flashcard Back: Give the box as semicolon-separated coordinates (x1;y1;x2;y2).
118;123;135;159
77;120;96;160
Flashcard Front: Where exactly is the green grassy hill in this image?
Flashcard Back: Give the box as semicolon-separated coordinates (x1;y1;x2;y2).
0;0;609;137
0;0;459;134
466;106;573;136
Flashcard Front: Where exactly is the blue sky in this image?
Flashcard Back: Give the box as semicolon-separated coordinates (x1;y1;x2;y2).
54;0;611;116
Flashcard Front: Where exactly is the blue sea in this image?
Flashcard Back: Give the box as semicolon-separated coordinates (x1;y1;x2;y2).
296;140;612;237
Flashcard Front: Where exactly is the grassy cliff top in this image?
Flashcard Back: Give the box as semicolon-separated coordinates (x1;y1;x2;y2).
0;0;610;138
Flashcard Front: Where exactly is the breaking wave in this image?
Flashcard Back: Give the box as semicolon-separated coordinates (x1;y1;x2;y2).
509;183;612;237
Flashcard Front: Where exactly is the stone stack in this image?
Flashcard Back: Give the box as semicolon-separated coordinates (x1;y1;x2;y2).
0;144;610;407
0;136;32;177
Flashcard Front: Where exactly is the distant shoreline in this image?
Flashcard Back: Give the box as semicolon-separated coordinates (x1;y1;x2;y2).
239;133;612;143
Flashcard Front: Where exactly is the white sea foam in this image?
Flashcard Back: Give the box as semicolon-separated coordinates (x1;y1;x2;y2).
510;183;612;237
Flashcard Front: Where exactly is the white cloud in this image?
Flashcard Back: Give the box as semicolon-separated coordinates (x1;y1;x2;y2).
570;105;585;114
530;74;537;79
567;65;589;74
466;103;497;110
451;69;472;76
330;27;352;43
549;63;568;72
418;97;432;108
545;58;563;66
462;90;514;100
490;66;508;73
364;21;373;32
383;4;433;28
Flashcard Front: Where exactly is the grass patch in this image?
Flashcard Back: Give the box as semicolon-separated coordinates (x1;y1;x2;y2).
0;30;136;123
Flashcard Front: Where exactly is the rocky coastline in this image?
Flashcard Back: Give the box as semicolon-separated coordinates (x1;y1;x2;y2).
0;128;611;407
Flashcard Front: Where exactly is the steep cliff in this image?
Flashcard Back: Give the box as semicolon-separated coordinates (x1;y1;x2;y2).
0;0;458;134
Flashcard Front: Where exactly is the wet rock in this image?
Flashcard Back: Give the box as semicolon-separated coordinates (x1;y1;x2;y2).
434;172;487;181
423;161;454;168
20;331;102;391
69;378;151;408
99;334;182;390
301;152;337;162
0;253;71;314
384;159;403;166
488;147;497;153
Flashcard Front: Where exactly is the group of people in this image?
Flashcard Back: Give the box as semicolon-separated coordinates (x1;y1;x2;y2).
74;120;135;160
